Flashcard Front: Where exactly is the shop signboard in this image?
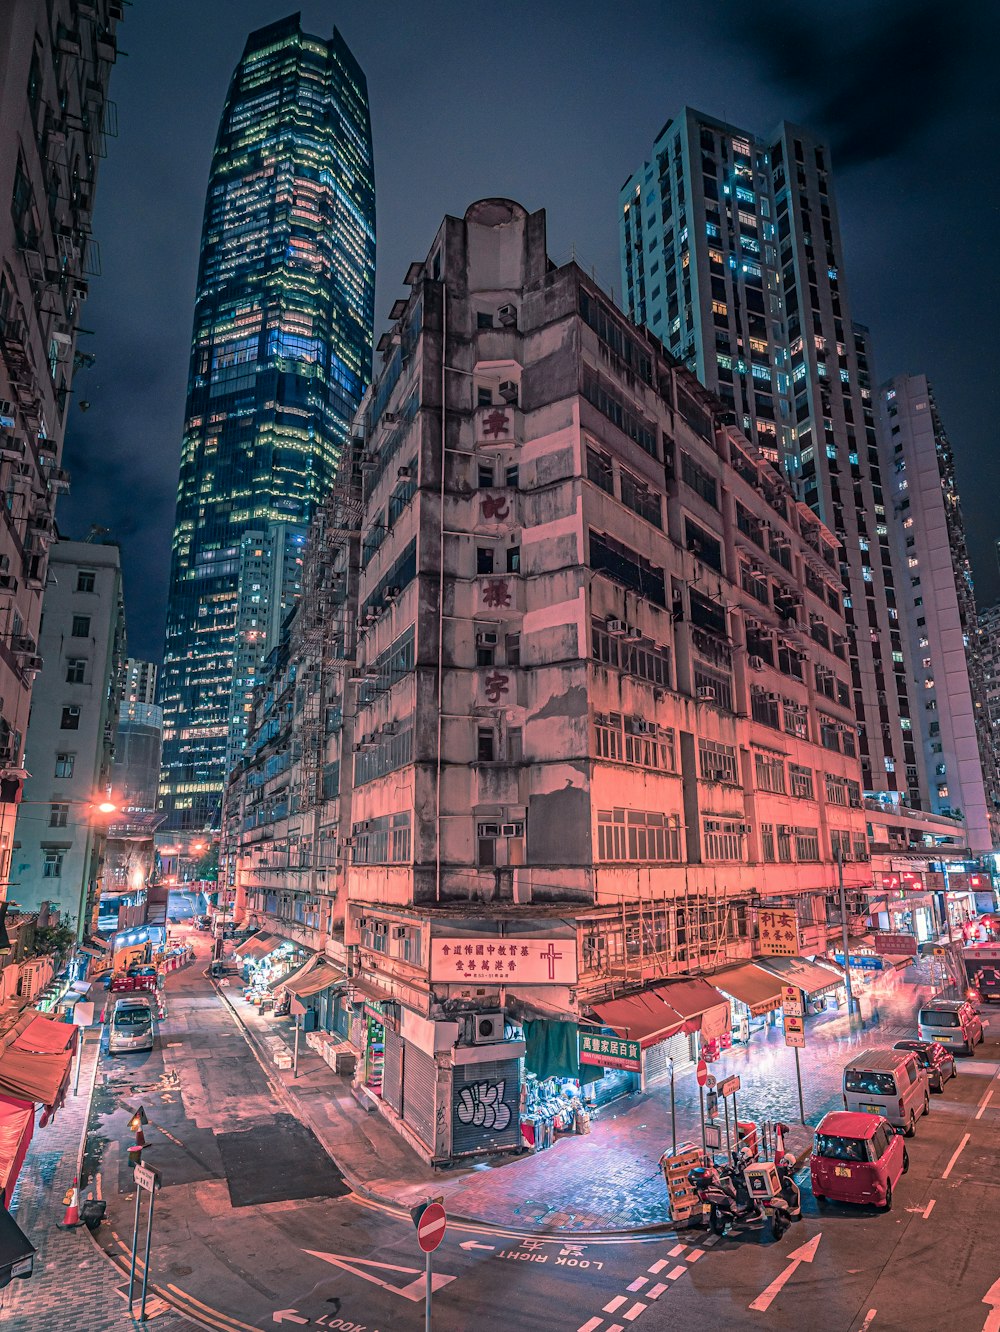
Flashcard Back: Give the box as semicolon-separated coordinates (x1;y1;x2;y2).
431;936;577;985
781;985;804;1017
755;909;800;957
579;1032;641;1072
783;1015;805;1048
833;952;884;970
717;1075;741;1098
871;931;918;956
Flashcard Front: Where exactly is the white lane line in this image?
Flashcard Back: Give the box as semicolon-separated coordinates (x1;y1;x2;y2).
627;1277;648;1292
666;1265;687;1280
622;1305;647;1322
976;1089;994;1120
604;1296;627;1314
577;1320;603;1332
648;1259;668;1275
668;1243;686;1257
687;1248;705;1262
647;1284;668;1300
941;1132;971;1179
858;1311;877;1331
923;1199;936;1219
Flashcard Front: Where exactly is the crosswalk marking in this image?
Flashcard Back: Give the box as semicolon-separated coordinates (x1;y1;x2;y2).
666;1265;687;1280
668;1243;686;1257
623;1304;647;1322
648;1258;668;1274
627;1276;649;1292
604;1295;627;1314
647;1283;669;1300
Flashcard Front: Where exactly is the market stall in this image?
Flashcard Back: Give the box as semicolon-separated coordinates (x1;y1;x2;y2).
757;955;846;1013
712;961;784;1044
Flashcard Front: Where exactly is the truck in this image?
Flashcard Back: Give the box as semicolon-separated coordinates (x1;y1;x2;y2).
962;943;1000;1003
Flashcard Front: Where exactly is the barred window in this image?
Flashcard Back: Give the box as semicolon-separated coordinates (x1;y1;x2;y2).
681;452;719;508
582;368;658;457
698;738;738;783
591;619;671;686
695;668;733;712
594;713;676;771
354;724;414;787
751;692;781;728
597;808;682;862
760;823;776;862
594;711;623;761
783;700;809;739
789;764;814;800
754;752;786;794
620;466;662;529
794;827;820;861
351;812;411;865
825;773;848;806
587;444;614;494
703;818;745;862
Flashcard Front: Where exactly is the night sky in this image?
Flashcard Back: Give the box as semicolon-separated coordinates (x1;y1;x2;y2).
59;0;999;662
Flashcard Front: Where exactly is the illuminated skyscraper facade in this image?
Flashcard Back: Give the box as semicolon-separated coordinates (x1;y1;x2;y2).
158;14;375;832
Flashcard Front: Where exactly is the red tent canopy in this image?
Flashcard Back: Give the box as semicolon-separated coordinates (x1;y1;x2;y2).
13;1015;77;1056
0;1011;76;1117
0;1096;34;1207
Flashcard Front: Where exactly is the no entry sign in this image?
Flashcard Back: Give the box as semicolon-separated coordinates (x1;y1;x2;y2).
696;1059;709;1087
415;1201;447;1253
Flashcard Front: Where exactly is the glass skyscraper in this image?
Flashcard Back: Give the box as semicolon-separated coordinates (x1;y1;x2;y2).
158;14;375;831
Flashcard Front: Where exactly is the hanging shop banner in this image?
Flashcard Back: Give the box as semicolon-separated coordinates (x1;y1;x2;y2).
431;937;577;986
871;932;918;956
579;1032;641;1072
756;909;801;957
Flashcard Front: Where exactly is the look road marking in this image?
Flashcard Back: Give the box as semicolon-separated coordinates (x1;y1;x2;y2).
941;1133;971;1179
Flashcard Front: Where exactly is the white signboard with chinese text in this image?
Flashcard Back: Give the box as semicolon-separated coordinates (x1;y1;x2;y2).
431;937;577;985
756;908;801;957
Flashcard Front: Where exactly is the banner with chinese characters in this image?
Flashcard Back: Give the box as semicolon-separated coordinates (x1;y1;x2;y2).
579;1031;641;1072
756;909;801;956
431;936;578;985
870;931;918;956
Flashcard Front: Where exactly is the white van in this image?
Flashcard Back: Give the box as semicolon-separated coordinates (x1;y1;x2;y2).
108;996;155;1054
843;1048;929;1137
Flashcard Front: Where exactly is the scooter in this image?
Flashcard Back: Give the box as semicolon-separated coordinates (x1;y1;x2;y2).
688;1153;793;1240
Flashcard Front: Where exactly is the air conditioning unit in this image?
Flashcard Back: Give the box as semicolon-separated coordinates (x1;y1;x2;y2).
606;618;628;637
697;686;716;701
384;585;401;601
496;304;518;327
501;823;520;837
498;380;518;404
748;655;765;671
625;627;643;641
472;1011;505;1044
381;721;398;736
21;654;43;672
397;465;412;480
765;691;781;702
476;631;498;647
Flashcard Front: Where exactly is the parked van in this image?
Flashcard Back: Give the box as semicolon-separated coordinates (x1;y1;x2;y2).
843;1048;929;1137
108;996;155;1055
917;1000;984;1055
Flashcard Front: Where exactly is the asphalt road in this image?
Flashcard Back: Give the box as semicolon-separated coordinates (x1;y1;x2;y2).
86;948;1000;1332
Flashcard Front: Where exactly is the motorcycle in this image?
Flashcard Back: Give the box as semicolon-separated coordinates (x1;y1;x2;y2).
688;1152;793;1240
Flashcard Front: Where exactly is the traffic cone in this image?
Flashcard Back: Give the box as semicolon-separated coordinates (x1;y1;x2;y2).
58;1177;82;1228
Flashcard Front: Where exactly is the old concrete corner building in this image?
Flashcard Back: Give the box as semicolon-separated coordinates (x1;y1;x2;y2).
226;199;903;1163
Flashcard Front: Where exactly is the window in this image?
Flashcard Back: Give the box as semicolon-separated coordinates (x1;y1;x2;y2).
754;753;786;794
825;774;848;806
476;548;495;575
789;764;814;800
76;570;96;593
619;467;662;528
760;824;776;862
794;827;820;860
703;818;745;861
698;738;738;783
60;706;81;730
350;812;411;865
49;803;69;828
42;850;64;879
54;752;75;778
477;821;525;867
586;444;614;494
477;727;495;763
507;727;523;763
505;633;521;667
66;658;87;684
506;546;520;574
597;808;681;862
71;615;91;637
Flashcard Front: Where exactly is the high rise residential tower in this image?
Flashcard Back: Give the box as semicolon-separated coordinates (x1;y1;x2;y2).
879;374;998;850
620;110;924;809
158;13;375;832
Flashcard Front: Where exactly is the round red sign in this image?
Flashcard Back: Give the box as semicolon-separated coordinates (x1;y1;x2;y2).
696;1059;709;1087
416;1201;447;1254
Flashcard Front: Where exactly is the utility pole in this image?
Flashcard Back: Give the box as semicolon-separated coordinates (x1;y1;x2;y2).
836;843;858;1019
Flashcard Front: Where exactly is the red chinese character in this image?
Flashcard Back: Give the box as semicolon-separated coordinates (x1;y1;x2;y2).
480;495;510;521
475;944;484;956
455;960;465;972
484;671;509;704
464;944;474;956
486;944;495;955
507;960;516;972
482;579;511;608
494;959;504;972
441;945;451;955
482;408;510;439
520;946;529;957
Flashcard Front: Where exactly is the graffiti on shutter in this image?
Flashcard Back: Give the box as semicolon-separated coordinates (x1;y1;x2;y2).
383;1028;404;1115
452;1059;520;1156
402;1039;436;1149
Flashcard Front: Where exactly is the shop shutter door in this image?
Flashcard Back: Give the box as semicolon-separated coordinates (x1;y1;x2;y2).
402;1040;436;1150
382;1028;404;1115
643;1031;694;1087
452;1058;520;1157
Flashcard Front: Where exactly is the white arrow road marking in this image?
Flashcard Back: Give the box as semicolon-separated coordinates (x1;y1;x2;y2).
942;1133;971;1179
748;1233;822;1313
303;1249;457;1304
272;1312;309;1326
982;1276;1000;1332
459;1239;495;1251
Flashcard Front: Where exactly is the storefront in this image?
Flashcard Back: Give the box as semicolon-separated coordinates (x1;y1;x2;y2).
757;955;846;1014
712;962;784;1044
234;933;310;1009
281;959;345;1031
589;978;729;1091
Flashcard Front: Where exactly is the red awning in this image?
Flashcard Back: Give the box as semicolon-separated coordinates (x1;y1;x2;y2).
589;992;683;1049
234;932;277;959
0;1095;34;1207
0;1047;72;1113
13;1015;77;1056
651;978;732;1041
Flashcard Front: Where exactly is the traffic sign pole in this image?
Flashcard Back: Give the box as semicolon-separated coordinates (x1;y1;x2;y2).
696;1039;707;1156
794;1045;805;1125
411;1199;446;1331
425;1247;431;1332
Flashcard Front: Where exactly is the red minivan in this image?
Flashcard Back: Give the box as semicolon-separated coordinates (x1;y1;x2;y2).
810;1110;908;1211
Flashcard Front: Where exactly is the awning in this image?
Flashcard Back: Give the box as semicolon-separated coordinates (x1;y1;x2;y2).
286;960;344;1001
589;992;682;1049
712;962;783;1017
0;1048;72;1112
757;955;845;997
13;1015;77;1056
278;956;317;994
652;978;731;1041
0;1096;34;1208
234;932;278;959
0;1202;34;1289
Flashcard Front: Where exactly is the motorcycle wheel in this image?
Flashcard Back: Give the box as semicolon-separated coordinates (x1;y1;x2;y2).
709;1205;727;1236
771;1212;788;1240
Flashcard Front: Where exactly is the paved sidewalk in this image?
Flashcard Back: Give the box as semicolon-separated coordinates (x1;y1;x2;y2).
0;1027;190;1332
212;953;930;1235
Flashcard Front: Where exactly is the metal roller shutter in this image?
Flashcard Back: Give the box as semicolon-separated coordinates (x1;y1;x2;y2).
402;1040;436;1150
643;1031;694;1087
382;1028;404;1115
452;1058;520;1157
